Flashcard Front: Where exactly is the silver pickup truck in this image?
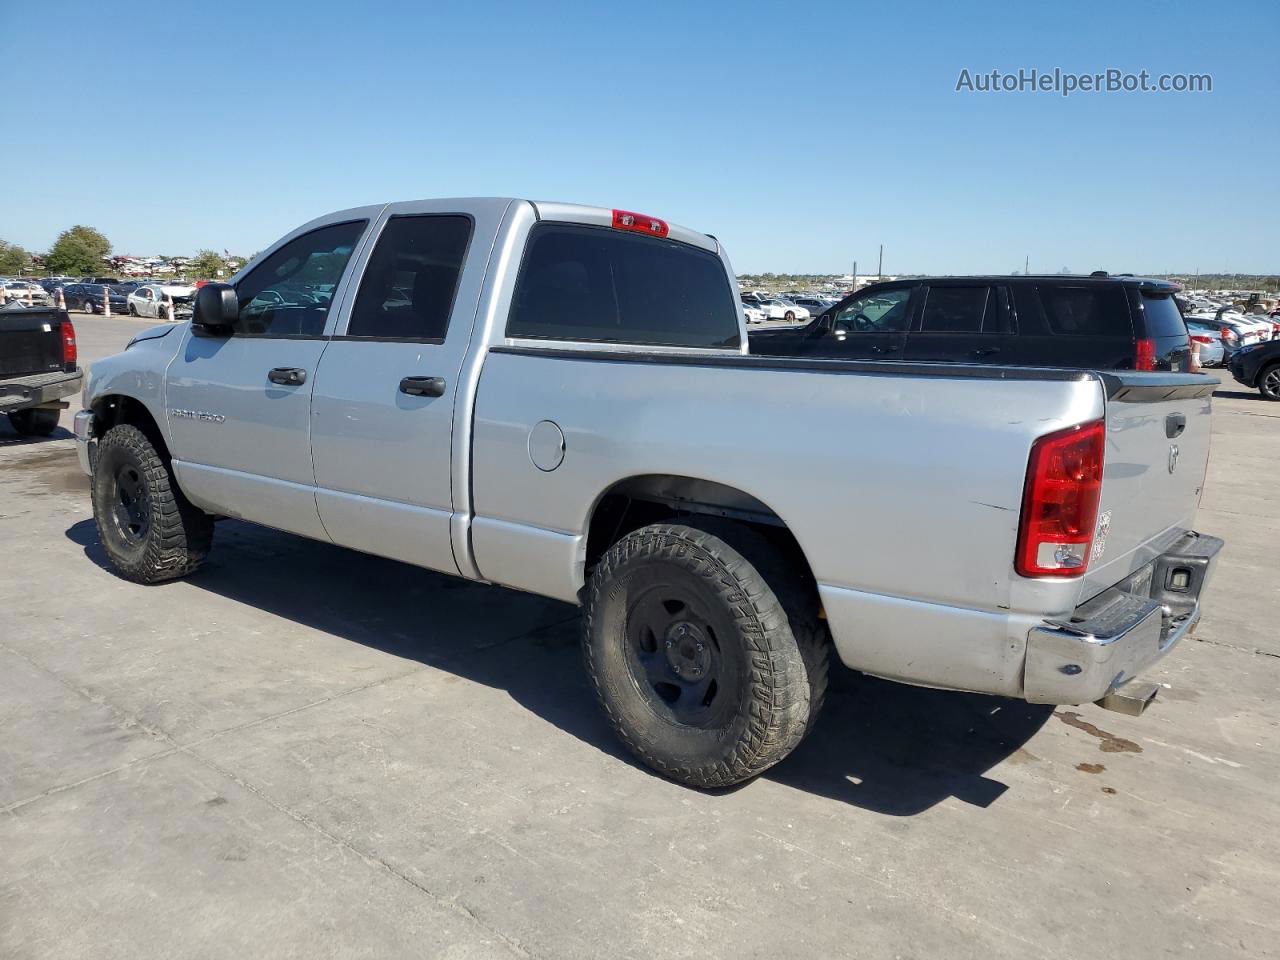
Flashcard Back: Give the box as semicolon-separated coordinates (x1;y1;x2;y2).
74;198;1222;788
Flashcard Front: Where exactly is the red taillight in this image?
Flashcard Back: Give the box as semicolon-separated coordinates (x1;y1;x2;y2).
1016;420;1105;578
1189;334;1214;345
61;317;77;366
1134;338;1155;371
611;209;669;238
1220;328;1237;343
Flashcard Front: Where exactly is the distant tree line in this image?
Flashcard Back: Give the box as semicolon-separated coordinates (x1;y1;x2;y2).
1;227;249;281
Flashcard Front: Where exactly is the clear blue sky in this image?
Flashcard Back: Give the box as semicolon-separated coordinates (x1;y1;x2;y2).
5;0;1277;274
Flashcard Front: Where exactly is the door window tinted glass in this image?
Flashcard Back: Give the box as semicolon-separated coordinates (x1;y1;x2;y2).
833;288;913;333
347;215;472;340
921;286;988;333
1038;285;1131;336
1140;293;1190;339
234;220;366;337
507;223;740;348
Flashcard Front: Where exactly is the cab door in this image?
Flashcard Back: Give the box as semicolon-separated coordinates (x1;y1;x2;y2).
821;283;917;360
308;198;509;574
165;214;376;539
901;282;1015;363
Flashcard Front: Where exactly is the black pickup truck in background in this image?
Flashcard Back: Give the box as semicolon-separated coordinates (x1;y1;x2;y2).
0;305;82;436
749;274;1193;372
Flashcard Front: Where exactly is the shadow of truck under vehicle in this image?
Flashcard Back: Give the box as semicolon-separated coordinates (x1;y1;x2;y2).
65;517;1049;815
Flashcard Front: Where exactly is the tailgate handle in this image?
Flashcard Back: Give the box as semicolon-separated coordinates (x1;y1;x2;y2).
1166;412;1186;438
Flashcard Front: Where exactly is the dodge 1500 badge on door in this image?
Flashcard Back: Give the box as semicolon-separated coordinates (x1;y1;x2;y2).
74;198;1222;787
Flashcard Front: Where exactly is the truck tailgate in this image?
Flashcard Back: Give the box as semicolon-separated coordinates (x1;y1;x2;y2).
1080;374;1217;602
0;308;66;379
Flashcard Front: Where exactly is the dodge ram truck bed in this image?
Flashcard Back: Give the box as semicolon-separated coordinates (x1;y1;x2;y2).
73;198;1222;787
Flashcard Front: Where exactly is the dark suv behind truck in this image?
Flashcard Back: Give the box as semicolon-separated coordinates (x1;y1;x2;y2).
749;274;1193;371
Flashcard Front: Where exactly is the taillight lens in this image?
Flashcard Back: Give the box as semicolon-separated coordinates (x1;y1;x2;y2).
61;317;77;367
1189;334;1214;344
1016;420;1105;578
1221;328;1237;342
611;209;669;238
1134;338;1156;370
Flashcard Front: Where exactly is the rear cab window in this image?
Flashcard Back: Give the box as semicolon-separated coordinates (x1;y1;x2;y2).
506;222;741;349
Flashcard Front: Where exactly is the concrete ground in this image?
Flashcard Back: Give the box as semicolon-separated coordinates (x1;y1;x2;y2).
2;313;1277;959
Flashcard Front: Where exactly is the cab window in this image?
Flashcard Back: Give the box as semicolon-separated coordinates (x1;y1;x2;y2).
833;287;913;334
234;220;367;337
346;215;472;341
507;223;740;348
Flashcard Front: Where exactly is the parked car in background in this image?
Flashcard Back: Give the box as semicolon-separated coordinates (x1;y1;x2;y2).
1228;339;1280;401
127;283;193;320
0;280;51;305
1184;320;1225;368
790;296;836;317
62;283;130;315
754;298;811;322
750;274;1193;370
1215;308;1273;343
1186;313;1268;355
78;277;122;285
741;302;767;324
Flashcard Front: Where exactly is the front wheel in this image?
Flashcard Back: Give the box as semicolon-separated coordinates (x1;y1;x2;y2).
583;521;828;788
128;302;138;316
784;310;796;322
1259;362;1280;401
92;424;214;583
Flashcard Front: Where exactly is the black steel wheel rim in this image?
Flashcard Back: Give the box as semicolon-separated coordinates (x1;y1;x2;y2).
623;571;740;727
111;464;149;545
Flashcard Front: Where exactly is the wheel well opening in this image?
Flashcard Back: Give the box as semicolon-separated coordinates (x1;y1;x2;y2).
93;396;168;457
584;475;816;590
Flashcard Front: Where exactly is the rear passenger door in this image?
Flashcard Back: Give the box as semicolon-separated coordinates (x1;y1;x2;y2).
308;199;508;575
901;282;1014;363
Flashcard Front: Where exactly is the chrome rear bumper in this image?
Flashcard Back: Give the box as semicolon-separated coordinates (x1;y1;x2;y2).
1024;531;1223;705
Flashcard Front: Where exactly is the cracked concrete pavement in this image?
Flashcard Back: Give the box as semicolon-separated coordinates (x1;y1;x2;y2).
1;314;1277;959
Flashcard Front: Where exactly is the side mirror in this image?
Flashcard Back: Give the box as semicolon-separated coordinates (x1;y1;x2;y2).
193;283;238;334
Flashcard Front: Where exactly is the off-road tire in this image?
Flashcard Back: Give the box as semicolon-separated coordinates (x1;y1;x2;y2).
583;520;829;788
92;424;213;583
7;408;60;436
1258;362;1280;401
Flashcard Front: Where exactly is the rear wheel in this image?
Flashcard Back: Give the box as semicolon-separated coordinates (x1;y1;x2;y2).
7;408;60;436
1259;362;1280;401
583;520;828;788
92;424;214;583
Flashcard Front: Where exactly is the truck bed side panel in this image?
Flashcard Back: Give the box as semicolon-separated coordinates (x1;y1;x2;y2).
469;350;1106;695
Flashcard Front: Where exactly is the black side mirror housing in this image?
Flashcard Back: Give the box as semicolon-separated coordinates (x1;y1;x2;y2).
193;283;238;334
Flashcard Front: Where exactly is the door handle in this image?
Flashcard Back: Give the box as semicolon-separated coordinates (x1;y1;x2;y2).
972;347;1001;358
268;367;307;386
399;376;446;397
